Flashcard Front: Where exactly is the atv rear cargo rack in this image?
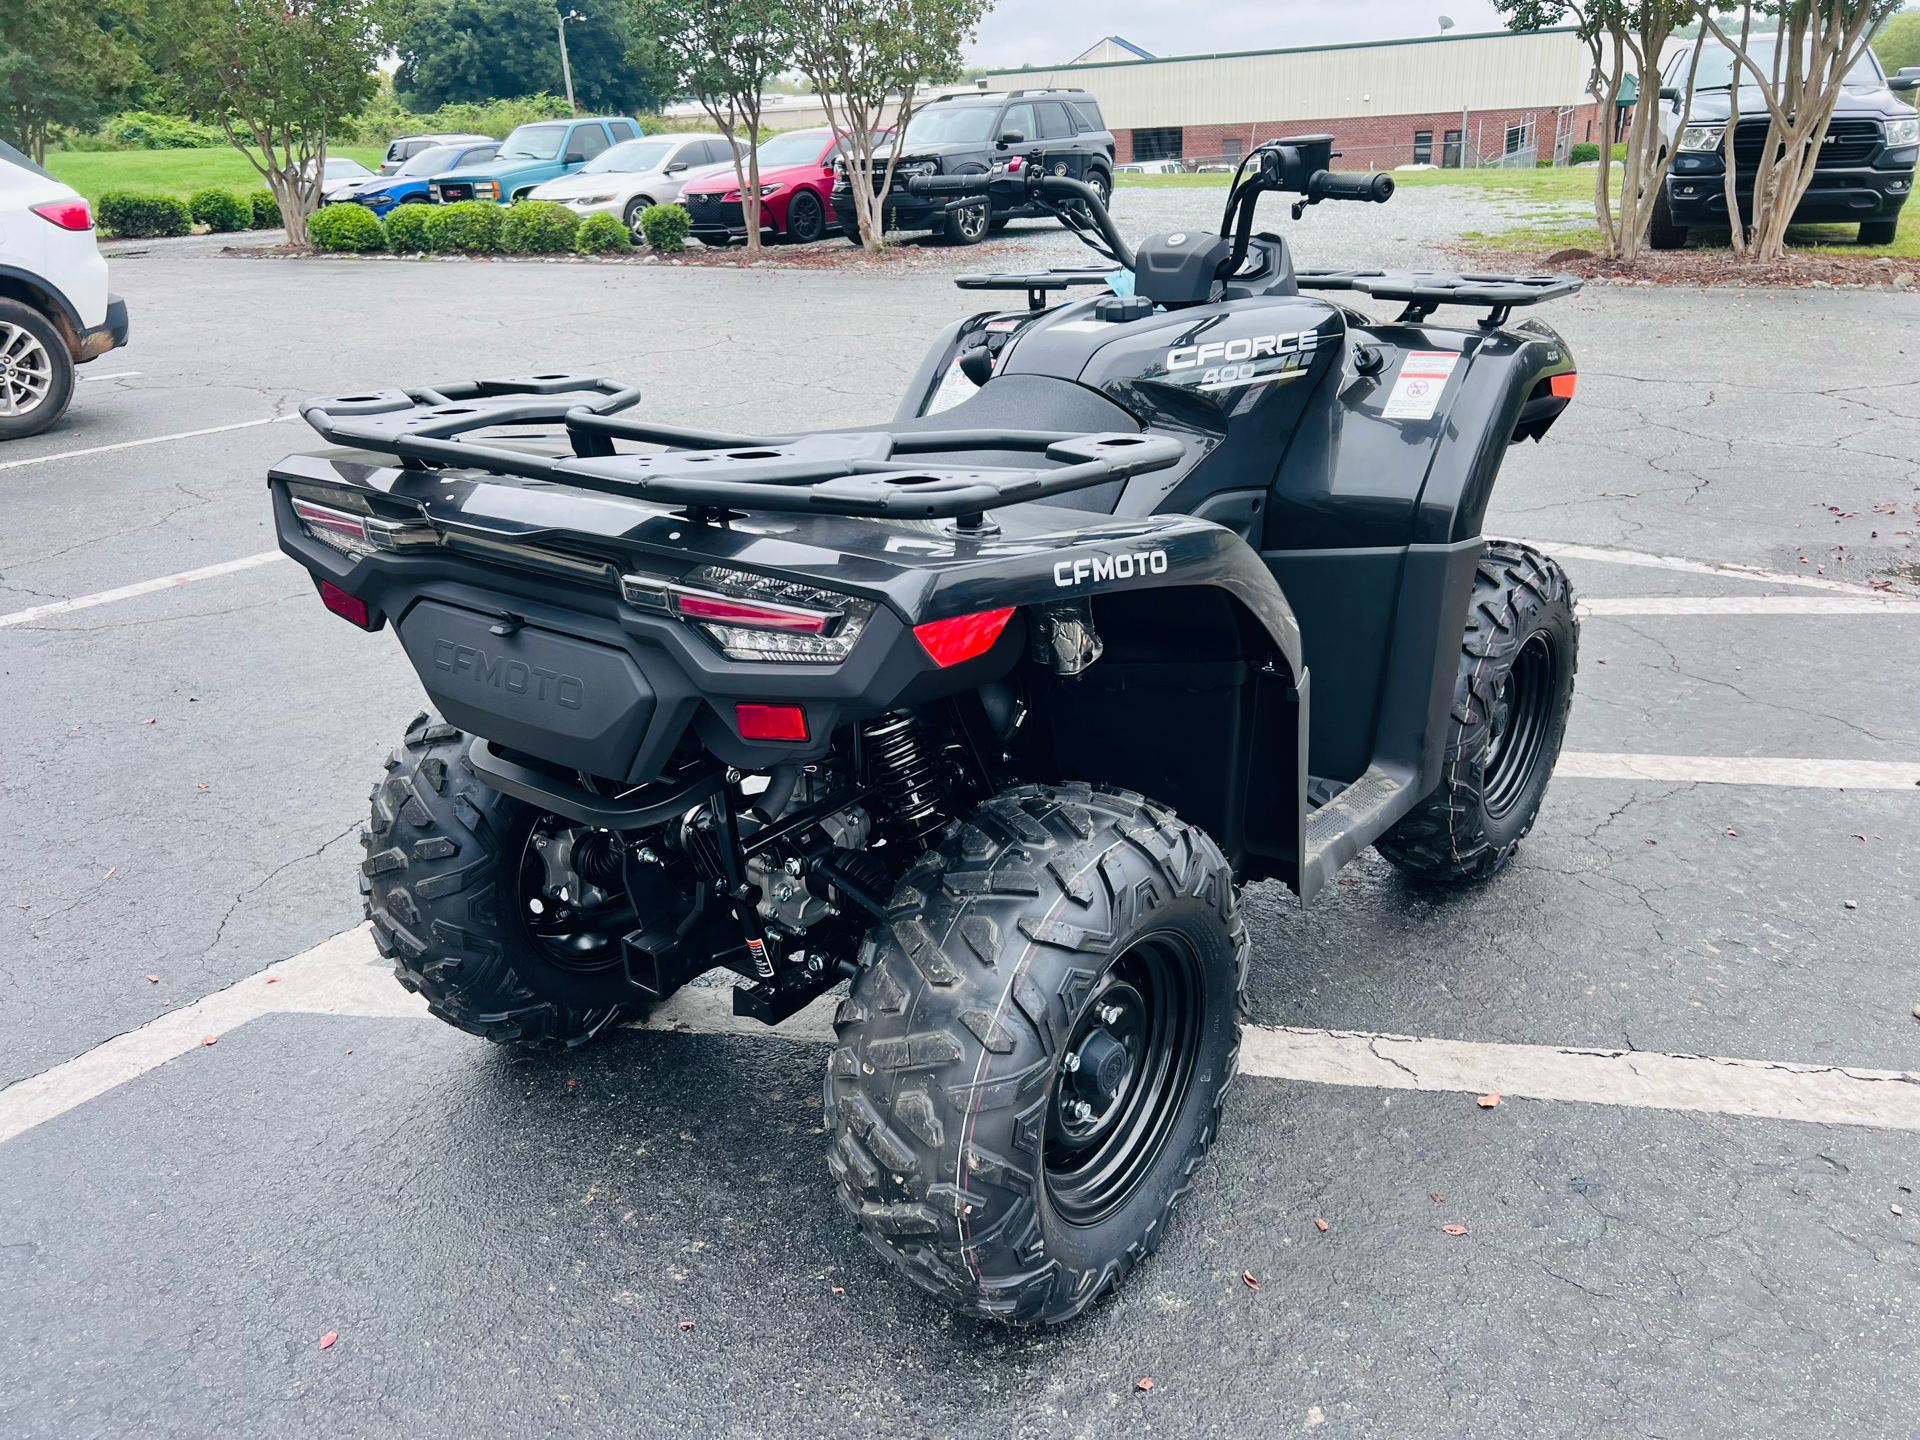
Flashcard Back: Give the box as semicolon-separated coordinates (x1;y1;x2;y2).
1295;269;1581;326
299;374;1184;524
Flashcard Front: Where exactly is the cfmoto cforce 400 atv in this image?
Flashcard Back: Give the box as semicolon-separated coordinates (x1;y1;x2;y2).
272;136;1582;1324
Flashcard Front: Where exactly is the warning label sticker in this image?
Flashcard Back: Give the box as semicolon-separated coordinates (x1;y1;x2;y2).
1381;350;1461;421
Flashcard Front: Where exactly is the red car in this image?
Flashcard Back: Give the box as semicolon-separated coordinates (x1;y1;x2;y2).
678;127;869;247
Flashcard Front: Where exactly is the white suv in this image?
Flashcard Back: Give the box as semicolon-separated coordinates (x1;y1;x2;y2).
0;139;128;439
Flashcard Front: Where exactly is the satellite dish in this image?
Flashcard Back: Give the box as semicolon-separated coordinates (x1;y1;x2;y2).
1438;15;1455;30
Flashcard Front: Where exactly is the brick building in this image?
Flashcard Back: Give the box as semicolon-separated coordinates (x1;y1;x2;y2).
983;28;1609;170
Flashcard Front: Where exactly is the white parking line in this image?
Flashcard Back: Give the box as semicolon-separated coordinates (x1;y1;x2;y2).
1509;537;1909;600
1557;752;1920;788
1580;596;1912;615
0;551;289;629
76;370;143;383
5;925;1918;1145
0;412;301;472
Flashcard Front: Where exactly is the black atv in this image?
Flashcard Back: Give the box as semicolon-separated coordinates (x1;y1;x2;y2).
271;135;1581;1325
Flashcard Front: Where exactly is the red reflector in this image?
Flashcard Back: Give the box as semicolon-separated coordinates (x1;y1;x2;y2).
31;199;92;231
319;580;370;627
736;703;809;741
1549;372;1577;399
672;588;833;633
914;607;1016;667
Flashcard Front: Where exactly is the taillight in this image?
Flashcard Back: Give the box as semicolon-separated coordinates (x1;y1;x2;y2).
31;199;92;231
736;703;809;741
622;564;874;664
289;485;437;558
914;607;1015;667
319;580;371;627
1549;372;1577;399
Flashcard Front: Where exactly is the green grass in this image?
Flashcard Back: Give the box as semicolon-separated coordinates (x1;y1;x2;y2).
1117;162;1920;261
43;146;386;204
1458;198;1920;260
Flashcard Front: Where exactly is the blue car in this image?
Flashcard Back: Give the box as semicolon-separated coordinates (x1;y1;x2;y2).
346;141;500;218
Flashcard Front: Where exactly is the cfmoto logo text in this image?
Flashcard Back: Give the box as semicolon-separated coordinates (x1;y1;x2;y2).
1166;329;1322;371
1053;549;1169;587
433;640;585;710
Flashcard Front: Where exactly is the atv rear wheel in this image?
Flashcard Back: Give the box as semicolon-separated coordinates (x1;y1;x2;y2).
361;713;638;1050
1375;542;1577;884
827;784;1248;1325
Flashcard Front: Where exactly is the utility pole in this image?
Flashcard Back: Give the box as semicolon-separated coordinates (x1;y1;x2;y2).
556;7;584;114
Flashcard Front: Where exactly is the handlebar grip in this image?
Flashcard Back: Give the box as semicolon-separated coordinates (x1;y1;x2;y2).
1310;171;1395;203
905;175;990;196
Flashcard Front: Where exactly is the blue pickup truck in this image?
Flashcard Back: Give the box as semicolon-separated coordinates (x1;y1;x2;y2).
428;116;642;205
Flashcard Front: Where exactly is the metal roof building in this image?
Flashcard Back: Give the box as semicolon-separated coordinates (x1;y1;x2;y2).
984;28;1609;169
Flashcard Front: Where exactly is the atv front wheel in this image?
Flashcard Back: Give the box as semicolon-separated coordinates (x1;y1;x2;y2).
827;784;1248;1324
1375;542;1577;884
361;713;638;1049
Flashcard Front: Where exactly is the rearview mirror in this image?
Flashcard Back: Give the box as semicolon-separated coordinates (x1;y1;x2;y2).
1891;75;1920;91
997;130;1025;148
564;151;586;164
1658;86;1680;101
666;161;687;173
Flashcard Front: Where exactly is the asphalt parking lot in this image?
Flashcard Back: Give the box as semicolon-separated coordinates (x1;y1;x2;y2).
3;207;1918;1438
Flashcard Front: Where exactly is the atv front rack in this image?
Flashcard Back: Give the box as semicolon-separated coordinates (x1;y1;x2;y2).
299;374;1184;524
1296;269;1581;326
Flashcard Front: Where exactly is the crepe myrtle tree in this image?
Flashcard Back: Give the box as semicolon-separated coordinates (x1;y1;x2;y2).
638;0;791;259
784;0;991;252
1498;0;1705;261
1701;0;1906;259
145;0;383;247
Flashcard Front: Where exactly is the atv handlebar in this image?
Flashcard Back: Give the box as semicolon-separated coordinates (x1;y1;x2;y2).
907;170;1136;270
1309;170;1395;204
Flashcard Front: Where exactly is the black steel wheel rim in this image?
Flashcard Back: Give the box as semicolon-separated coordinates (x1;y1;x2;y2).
1483;631;1558;818
517;820;635;973
1043;933;1204;1226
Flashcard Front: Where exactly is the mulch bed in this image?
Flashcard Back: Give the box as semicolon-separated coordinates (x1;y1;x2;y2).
1451;242;1919;290
216;236;1017;273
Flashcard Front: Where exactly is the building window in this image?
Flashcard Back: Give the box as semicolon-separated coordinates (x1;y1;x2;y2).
1221;136;1242;161
1133;126;1183;162
1413;130;1432;165
1442;129;1462;167
1505;120;1532;156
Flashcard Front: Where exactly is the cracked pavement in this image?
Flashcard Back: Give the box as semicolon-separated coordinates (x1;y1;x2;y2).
1;238;1917;1437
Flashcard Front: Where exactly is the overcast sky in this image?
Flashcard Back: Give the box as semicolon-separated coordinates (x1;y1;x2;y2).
965;0;1517;71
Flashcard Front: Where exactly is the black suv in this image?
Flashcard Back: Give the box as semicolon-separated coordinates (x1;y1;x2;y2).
1653;37;1919;247
831;88;1115;245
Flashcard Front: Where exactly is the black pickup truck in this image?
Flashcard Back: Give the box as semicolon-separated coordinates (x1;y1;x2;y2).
1653;36;1919;247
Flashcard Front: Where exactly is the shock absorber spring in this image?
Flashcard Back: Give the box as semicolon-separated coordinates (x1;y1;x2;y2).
862;712;949;848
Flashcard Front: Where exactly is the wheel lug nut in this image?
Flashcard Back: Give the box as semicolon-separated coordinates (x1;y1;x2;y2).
1063;1052;1081;1072
1099;1004;1123;1025
1070;1100;1092;1122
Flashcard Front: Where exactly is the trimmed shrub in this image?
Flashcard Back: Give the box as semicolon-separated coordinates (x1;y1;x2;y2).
639;202;691;251
575;211;633;255
246;189;283;230
308;203;386;252
501;199;580;254
426;199;503;254
104;110;225;150
189;188;250;233
1568;142;1600;166
384;202;433;252
97;191;192;238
